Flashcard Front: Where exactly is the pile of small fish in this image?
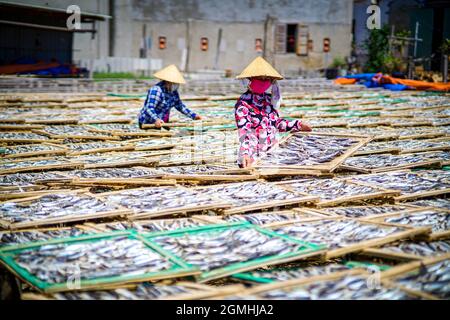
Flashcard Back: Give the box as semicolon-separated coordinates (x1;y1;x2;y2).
393;260;450;299
104;187;226;215
0;144;64;156
274;219;401;249
242;275;418;300
279;179;386;201
0;172;68;186
62;167;161;179
343;152;446;171
381;240;450;257
257;134;358;166
383;210;449;233
350;170;450;195
14;236;173;283
0;227;89;247
152;227;302;271
321;205;410;218
408;198;450;209
50;282;200;300
236;263;350;282
224;211;306;225
0;132;50;142
195;181;298;207
0;193;118;224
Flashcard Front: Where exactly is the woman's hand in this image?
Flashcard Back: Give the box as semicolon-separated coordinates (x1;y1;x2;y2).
154;119;164;128
194;115;202;120
242;155;253;168
300;122;312;132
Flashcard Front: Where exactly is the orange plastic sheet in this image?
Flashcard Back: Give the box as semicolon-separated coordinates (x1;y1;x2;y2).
334;78;357;85
380;75;450;91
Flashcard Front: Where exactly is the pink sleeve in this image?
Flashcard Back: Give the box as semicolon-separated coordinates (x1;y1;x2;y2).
274;109;302;133
235;102;258;160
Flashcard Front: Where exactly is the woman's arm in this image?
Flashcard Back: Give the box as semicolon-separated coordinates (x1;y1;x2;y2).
173;92;197;119
273;109;311;132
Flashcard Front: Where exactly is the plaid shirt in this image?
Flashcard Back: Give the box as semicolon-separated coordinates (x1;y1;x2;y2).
138;81;197;124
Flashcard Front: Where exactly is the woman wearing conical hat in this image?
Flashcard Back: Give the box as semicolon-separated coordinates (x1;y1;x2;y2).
138;65;202;129
234;57;311;168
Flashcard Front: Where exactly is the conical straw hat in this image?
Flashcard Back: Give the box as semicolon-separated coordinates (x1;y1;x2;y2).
236;56;283;80
153;64;186;84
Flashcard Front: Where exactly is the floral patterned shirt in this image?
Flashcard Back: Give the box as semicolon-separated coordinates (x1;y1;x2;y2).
234;91;302;165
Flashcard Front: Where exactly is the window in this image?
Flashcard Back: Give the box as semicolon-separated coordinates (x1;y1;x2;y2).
201;37;208;51
323;38;330;53
286;24;297;53
308;39;313;52
255;38;263;52
159;36;166;50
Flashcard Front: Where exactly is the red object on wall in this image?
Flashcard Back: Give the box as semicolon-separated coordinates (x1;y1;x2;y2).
323;38;330;53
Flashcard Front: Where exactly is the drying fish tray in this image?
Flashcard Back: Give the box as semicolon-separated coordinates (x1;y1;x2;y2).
302;204;417;219
21;282;245;300
266;217;429;259
0;191;132;230
0;143;67;159
254;132;371;173
216;269;425;300
0;231;200;293
99;186;232;219
192;181;318;215
380;253;450;300
275;178;400;207
0;159;84;175
340;153;443;174
0;224;96;248
85;215;217;233
143;222;326;283
362;208;450;241
349;170;450;201
0;187;80;201
230;253;406;284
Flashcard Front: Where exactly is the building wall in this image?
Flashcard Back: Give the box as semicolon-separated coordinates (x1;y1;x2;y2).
3;0;110;61
127;0;354;74
10;0;353;73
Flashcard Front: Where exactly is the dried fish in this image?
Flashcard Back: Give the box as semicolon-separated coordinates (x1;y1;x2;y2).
156;164;230;175
383;210;449;233
258;134;359;167
14;236;172;283
0;144;64;157
350;170;450;195
0;172;68;186
343;152;447;171
381;240;450;257
0;158;78;174
274;219;401;249
279;178;386;201
0;193;120;225
224;211;307;225
63;167;161;179
104;187;226;215
408;198;450;210
0;132;50;142
322;205;411;218
0;227;90;247
194;181;298;207
242;275;418;300
50;282;199;300
394;260;450;299
152;227;302;271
